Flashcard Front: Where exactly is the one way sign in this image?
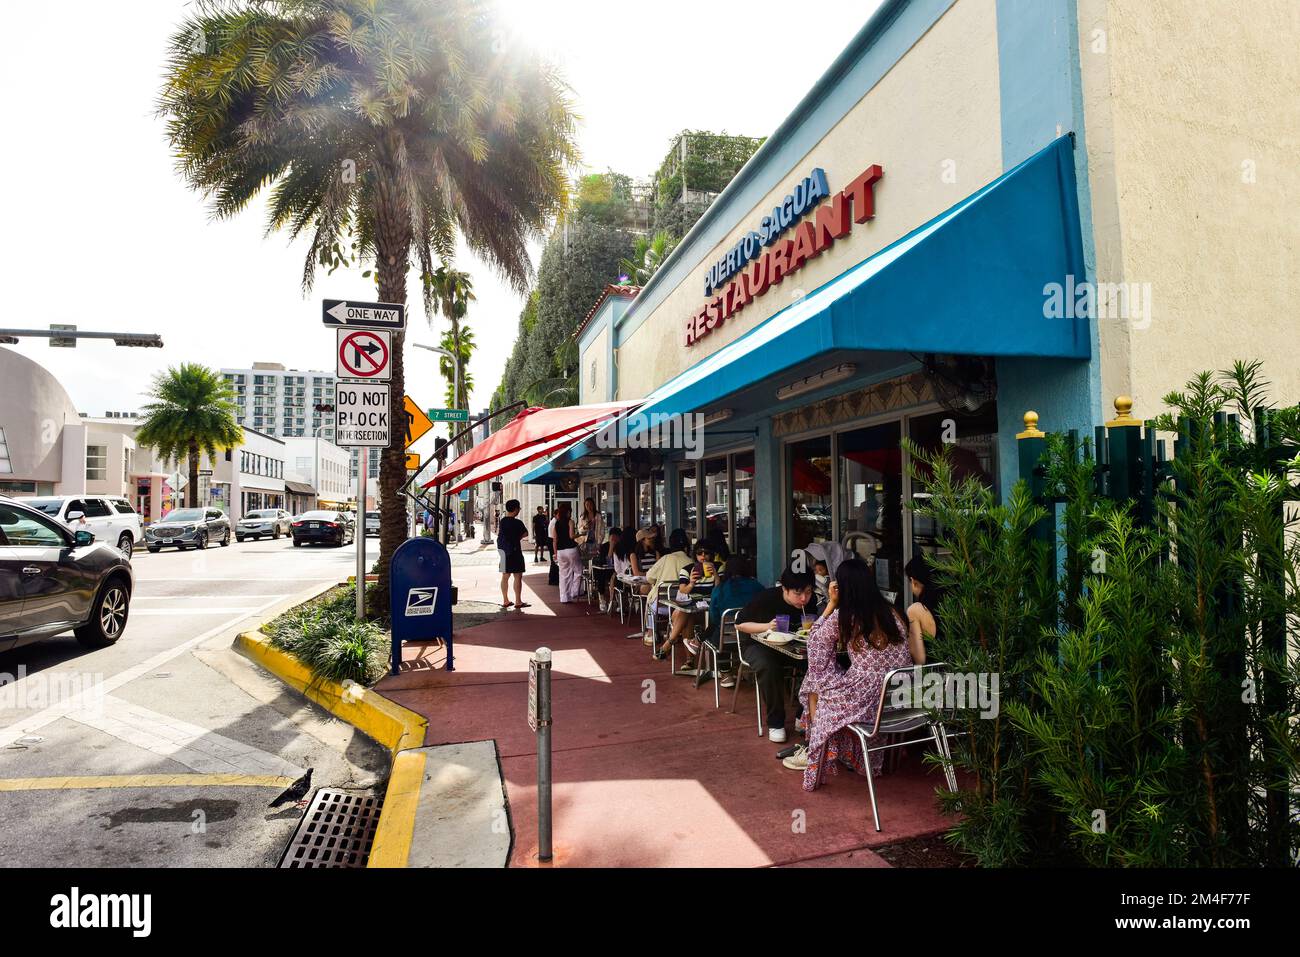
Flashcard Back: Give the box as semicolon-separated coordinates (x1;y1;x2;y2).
322;299;406;331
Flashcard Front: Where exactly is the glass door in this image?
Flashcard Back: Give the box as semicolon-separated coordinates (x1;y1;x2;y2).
837;421;904;601
733;451;756;559
702;456;730;549
787;435;833;552
678;462;699;541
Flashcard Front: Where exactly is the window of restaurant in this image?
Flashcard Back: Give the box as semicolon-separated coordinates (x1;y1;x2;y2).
702;456;729;547
906;406;1000;560
781;402;999;604
678;462;698;542
787;435;832;553
636;468;666;530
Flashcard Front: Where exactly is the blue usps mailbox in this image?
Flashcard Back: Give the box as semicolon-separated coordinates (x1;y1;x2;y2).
389;537;455;674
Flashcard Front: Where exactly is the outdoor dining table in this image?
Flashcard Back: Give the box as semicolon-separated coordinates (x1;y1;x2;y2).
749;629;808;660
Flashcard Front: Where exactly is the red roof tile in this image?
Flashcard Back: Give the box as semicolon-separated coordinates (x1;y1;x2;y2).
574;284;640;339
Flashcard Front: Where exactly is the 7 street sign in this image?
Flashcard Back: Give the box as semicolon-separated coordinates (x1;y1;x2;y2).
335;382;391;447
404;397;434;447
322;299;406;331
337;328;391;381
427;408;470;422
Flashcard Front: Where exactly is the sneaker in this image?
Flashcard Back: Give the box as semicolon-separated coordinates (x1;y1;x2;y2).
720;675;737;689
677;666;701;677
782;745;810;771
642;633;654;646
768;727;788;744
599;601;609;613
683;637;701;656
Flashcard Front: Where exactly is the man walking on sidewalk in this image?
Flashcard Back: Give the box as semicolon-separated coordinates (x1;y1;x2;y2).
532;505;551;564
497;499;530;610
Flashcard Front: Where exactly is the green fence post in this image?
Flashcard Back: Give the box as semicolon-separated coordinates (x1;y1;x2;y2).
1105;396;1145;513
1017;410;1054;550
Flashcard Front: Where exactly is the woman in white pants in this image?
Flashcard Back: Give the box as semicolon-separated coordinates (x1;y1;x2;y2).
552;502;582;603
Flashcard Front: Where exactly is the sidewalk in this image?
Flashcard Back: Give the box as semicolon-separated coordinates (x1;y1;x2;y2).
374;561;956;867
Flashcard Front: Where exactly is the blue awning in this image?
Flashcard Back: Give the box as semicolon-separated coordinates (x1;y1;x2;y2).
527;135;1088;484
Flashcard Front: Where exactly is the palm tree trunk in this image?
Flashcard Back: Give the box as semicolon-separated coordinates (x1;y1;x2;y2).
187;438;200;508
372;143;412;617
452;317;475;540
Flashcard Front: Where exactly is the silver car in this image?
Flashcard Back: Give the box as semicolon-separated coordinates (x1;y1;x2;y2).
144;507;232;552
365;511;380;536
236;508;292;542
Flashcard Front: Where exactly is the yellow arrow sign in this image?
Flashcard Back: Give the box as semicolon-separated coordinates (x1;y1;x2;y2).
404;396;434;448
405;452;421;471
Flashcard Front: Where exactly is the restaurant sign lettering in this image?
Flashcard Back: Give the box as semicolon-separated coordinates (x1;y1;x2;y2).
686;164;882;347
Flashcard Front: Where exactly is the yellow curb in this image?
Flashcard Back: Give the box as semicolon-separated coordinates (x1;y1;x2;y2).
365;749;426;868
236;626;431;869
0;774;294;791
236;630;426;756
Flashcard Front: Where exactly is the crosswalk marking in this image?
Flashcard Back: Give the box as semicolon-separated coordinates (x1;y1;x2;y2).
65;695;306;778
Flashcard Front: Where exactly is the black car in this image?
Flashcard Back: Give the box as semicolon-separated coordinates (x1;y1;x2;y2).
291;510;355;547
144;507;232;552
0;496;134;650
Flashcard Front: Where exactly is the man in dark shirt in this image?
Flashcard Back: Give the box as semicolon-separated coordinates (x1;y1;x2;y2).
496;499;530;609
733;568;815;743
532;506;551;563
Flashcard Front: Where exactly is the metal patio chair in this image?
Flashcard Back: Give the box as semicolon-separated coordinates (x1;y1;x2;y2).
704;607;741;709
843;662;960;832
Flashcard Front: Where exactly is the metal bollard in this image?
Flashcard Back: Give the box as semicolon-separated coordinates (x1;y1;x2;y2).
529;647;553;861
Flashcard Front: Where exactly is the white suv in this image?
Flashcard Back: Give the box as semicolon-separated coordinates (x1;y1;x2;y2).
24;495;144;556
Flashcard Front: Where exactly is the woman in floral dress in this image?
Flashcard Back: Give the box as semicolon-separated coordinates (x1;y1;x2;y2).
787;558;913;792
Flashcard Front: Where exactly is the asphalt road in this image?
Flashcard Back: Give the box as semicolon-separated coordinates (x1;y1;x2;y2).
0;532;389;868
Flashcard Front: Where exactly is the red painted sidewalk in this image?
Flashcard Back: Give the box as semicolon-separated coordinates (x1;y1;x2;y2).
376;562;955;867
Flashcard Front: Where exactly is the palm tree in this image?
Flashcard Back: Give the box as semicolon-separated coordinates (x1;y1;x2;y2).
427;265;476;533
160;0;578;604
426;265;476;431
619;231;677;286
136;365;243;509
438;327;475;409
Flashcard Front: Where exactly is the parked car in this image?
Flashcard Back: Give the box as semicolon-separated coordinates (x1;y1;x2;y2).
365;511;380;536
0;495;133;650
291;510;355;547
143;507;232;552
236;508;292;542
25;495;144;557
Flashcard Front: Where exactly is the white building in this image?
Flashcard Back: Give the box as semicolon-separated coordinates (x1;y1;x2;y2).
0;349;176;520
222;360;377;508
209;427;286;521
221;361;337;441
283;435;352;510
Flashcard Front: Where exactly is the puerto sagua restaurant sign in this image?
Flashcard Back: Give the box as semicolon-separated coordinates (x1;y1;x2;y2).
686;164;882;347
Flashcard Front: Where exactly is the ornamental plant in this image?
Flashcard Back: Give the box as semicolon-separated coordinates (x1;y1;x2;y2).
911;361;1299;867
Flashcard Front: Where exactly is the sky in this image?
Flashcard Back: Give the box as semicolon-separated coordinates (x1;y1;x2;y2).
0;0;881;421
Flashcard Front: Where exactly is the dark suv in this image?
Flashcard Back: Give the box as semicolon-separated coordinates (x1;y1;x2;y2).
0;496;133;650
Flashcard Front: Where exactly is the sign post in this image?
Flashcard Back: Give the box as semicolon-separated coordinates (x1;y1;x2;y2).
530;647;553;862
327;295;404;624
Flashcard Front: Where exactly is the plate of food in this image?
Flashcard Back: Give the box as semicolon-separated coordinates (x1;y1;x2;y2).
763;631;795;645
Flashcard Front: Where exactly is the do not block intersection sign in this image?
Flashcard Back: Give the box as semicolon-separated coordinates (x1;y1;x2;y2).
335;382;391;447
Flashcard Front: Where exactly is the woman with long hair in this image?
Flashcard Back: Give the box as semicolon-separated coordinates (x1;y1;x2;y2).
553;501;582;603
903;553;942;665
579;496;604;557
784;558;913;790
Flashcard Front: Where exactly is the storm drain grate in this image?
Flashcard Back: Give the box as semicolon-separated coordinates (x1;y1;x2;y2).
278;789;383;868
